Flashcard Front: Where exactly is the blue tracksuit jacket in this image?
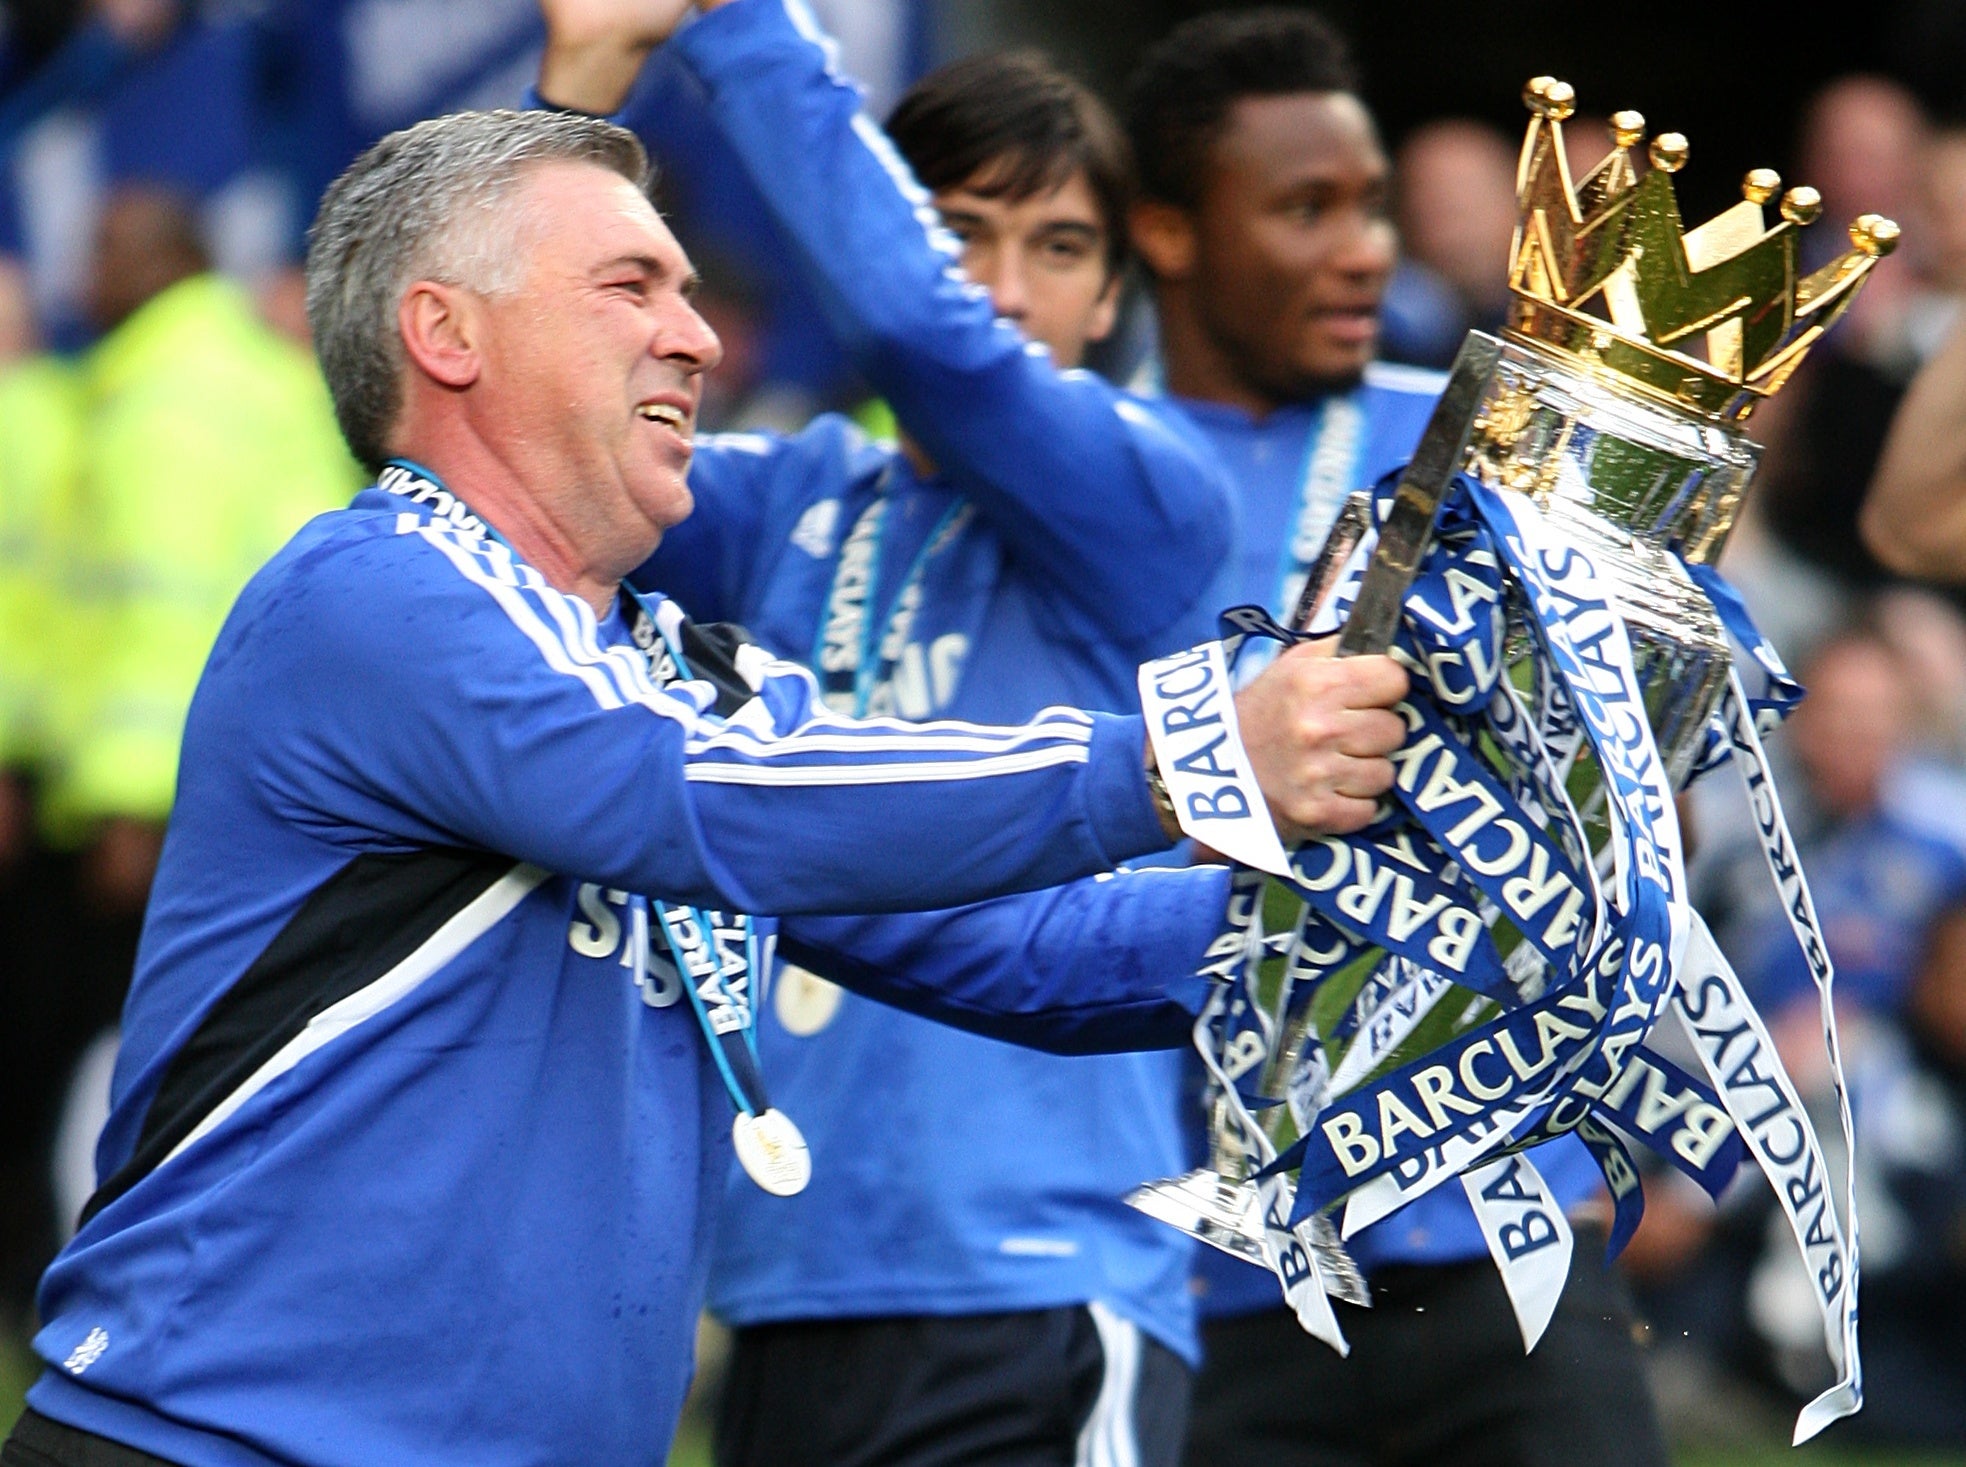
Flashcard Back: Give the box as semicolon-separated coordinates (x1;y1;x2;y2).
25;479;1231;1467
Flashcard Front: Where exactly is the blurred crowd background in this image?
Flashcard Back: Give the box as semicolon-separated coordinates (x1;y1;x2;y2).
6;1;1966;1462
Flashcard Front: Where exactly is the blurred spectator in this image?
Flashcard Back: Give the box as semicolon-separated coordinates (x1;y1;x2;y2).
253;261;312;348
1559;111;1616;180
1378;112;1618;370
0;253;35;362
1923;125;1966;288
1745;76;1932;602
91;0;176;51
1873;587;1966;857
1874;587;1966;759
1864;310;1966;584
1380;118;1517;368
1719;628;1966;1034
0;253;75;837
0;250;83;1330
1794;75;1932;356
0;0;182;157
47;184;360;906
1899;124;1966;364
1832;902;1966;1446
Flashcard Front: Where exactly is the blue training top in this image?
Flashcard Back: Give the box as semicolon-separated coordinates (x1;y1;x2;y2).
25;477;1233;1467
620;0;1240;1364
1163;363;1608;1316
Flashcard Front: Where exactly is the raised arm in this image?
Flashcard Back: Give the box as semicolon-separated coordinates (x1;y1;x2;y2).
1863;314;1966;581
538;0;1234;645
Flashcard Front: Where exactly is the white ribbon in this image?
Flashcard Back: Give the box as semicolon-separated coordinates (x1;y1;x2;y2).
1139;641;1290;876
1462;1152;1574;1351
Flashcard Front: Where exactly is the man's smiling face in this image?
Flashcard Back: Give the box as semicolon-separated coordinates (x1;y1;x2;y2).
466;161;723;565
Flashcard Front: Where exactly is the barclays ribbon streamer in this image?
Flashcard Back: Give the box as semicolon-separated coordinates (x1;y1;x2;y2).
1133;78;1896;1444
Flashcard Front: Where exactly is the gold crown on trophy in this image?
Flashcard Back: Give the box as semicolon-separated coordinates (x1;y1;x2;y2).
1506;76;1899;420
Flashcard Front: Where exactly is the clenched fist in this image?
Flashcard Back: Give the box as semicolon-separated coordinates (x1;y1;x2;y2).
1232;639;1408;841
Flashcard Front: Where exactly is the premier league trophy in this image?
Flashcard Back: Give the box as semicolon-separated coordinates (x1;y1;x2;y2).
1132;78;1891;1443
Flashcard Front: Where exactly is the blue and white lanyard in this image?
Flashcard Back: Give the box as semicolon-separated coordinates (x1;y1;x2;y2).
626;591;778;1124
1223;395;1367;686
378;459;773;1125
813;473;972;717
1275;394;1366;632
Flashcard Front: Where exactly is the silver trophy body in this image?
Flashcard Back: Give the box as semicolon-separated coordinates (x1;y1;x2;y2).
1458;331;1756;781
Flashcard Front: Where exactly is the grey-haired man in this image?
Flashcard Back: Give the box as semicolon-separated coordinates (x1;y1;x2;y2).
5;108;1409;1467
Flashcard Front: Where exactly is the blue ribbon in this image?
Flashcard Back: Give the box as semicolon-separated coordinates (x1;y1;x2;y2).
1198;469;1799;1244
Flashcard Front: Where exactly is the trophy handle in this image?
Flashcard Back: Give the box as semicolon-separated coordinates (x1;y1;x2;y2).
1336;331;1502;657
1286;491;1373;634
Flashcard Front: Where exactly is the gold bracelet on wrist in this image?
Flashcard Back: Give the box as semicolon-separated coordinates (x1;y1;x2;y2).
1145;762;1179;832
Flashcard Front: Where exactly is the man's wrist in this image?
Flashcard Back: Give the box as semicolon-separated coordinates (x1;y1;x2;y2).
536;38;654;117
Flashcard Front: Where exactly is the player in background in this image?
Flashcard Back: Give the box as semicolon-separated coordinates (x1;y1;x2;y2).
533;0;1237;1461
1122;11;1670;1465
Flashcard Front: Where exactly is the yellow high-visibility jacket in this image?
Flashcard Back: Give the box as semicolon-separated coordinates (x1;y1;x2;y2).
47;274;362;832
0;352;82;772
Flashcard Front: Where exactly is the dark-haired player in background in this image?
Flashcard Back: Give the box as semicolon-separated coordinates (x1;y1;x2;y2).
1121;10;1671;1466
533;0;1241;1461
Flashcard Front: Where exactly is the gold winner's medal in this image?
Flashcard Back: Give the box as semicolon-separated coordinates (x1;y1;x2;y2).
733;1109;811;1196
